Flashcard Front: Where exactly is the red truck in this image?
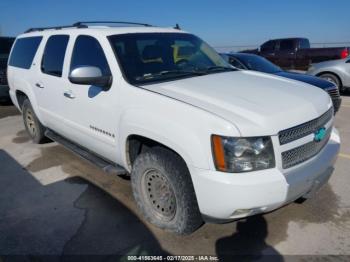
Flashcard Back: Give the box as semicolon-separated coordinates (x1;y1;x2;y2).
241;38;349;71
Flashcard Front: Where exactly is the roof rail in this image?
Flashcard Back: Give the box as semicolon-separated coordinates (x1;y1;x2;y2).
24;21;152;33
73;21;153;27
25;23;87;33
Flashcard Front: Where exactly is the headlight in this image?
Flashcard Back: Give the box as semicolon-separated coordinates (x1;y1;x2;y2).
211;135;275;173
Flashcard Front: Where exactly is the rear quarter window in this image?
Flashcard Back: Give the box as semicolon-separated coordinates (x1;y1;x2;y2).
9;36;42;69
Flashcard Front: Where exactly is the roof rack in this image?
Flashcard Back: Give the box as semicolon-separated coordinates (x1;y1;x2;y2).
25;21;152;33
25;24;87;33
73;21;153;27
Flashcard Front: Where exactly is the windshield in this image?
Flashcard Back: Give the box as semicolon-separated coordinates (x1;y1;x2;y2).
0;38;14;57
109;33;233;84
237;55;282;74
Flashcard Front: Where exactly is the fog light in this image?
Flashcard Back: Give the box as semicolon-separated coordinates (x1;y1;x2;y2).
231;207;267;218
231;209;252;216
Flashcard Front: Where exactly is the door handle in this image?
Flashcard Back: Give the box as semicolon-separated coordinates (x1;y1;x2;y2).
35;83;44;88
64;91;75;99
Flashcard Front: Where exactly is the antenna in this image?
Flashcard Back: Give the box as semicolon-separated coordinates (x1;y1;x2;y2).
174;23;181;30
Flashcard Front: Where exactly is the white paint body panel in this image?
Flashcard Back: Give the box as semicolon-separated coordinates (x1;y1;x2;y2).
7;26;340;220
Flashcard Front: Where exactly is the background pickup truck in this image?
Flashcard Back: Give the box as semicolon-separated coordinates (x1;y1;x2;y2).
241;38;350;71
0;37;15;102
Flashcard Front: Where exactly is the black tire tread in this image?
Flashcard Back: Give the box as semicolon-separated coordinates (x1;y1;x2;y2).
22;99;48;144
131;147;203;234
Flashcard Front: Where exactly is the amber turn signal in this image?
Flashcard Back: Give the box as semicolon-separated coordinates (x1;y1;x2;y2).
211;135;227;172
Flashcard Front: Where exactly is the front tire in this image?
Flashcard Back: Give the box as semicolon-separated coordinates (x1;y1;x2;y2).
131;147;203;234
22;99;48;144
319;73;343;92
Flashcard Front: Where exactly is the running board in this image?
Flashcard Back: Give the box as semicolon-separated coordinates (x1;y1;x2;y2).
45;129;127;175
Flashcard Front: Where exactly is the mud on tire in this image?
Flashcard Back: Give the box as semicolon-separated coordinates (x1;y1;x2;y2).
22;99;48;144
131;147;203;234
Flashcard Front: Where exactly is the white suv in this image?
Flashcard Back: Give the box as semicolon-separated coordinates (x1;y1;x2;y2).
7;22;340;234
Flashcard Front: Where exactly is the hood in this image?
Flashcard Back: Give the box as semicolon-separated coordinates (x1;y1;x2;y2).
141;70;332;136
275;71;335;89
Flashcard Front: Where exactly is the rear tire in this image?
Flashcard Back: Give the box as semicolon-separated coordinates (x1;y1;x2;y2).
131;147;203;234
22;99;48;144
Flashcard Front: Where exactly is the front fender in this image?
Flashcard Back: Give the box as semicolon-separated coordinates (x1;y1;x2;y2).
118;108;211;172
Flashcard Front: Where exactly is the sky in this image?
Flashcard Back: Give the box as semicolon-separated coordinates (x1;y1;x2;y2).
0;0;349;49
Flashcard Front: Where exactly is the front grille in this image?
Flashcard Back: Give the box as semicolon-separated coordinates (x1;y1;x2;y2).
326;88;341;113
278;107;333;145
282;127;331;169
0;70;7;85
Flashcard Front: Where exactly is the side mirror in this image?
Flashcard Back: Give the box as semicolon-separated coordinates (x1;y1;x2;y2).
69;66;112;88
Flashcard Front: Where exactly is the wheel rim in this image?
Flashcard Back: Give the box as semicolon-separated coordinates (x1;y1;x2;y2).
25;109;37;137
141;169;176;221
322;76;337;86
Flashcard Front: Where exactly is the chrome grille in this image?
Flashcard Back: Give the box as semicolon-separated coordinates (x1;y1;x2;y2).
282;127;331;169
278;107;333;145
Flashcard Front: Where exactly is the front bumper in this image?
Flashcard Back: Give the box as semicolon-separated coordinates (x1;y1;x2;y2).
190;128;340;221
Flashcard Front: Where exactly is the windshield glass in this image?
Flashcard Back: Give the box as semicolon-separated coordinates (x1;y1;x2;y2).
237;55;282;73
0;38;14;57
109;33;233;84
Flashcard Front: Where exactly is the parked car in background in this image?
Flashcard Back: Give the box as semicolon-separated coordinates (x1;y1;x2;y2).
0;37;15;103
241;38;349;71
7;22;340;234
308;57;350;93
221;53;342;113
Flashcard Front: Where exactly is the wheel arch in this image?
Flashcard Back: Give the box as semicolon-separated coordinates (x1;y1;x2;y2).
15;90;29;110
316;71;343;87
125;134;189;170
13;86;45;125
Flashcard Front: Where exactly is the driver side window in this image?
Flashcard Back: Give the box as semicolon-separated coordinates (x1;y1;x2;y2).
70;35;111;76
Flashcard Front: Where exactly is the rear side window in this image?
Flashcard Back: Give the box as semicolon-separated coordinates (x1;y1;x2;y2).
70;35;111;75
299;39;310;49
279;40;294;51
261;40;275;52
41;35;69;77
9;37;42;69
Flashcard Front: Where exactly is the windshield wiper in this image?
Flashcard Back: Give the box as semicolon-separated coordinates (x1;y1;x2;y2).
135;67;233;82
159;70;206;76
205;66;237;72
135;70;205;82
